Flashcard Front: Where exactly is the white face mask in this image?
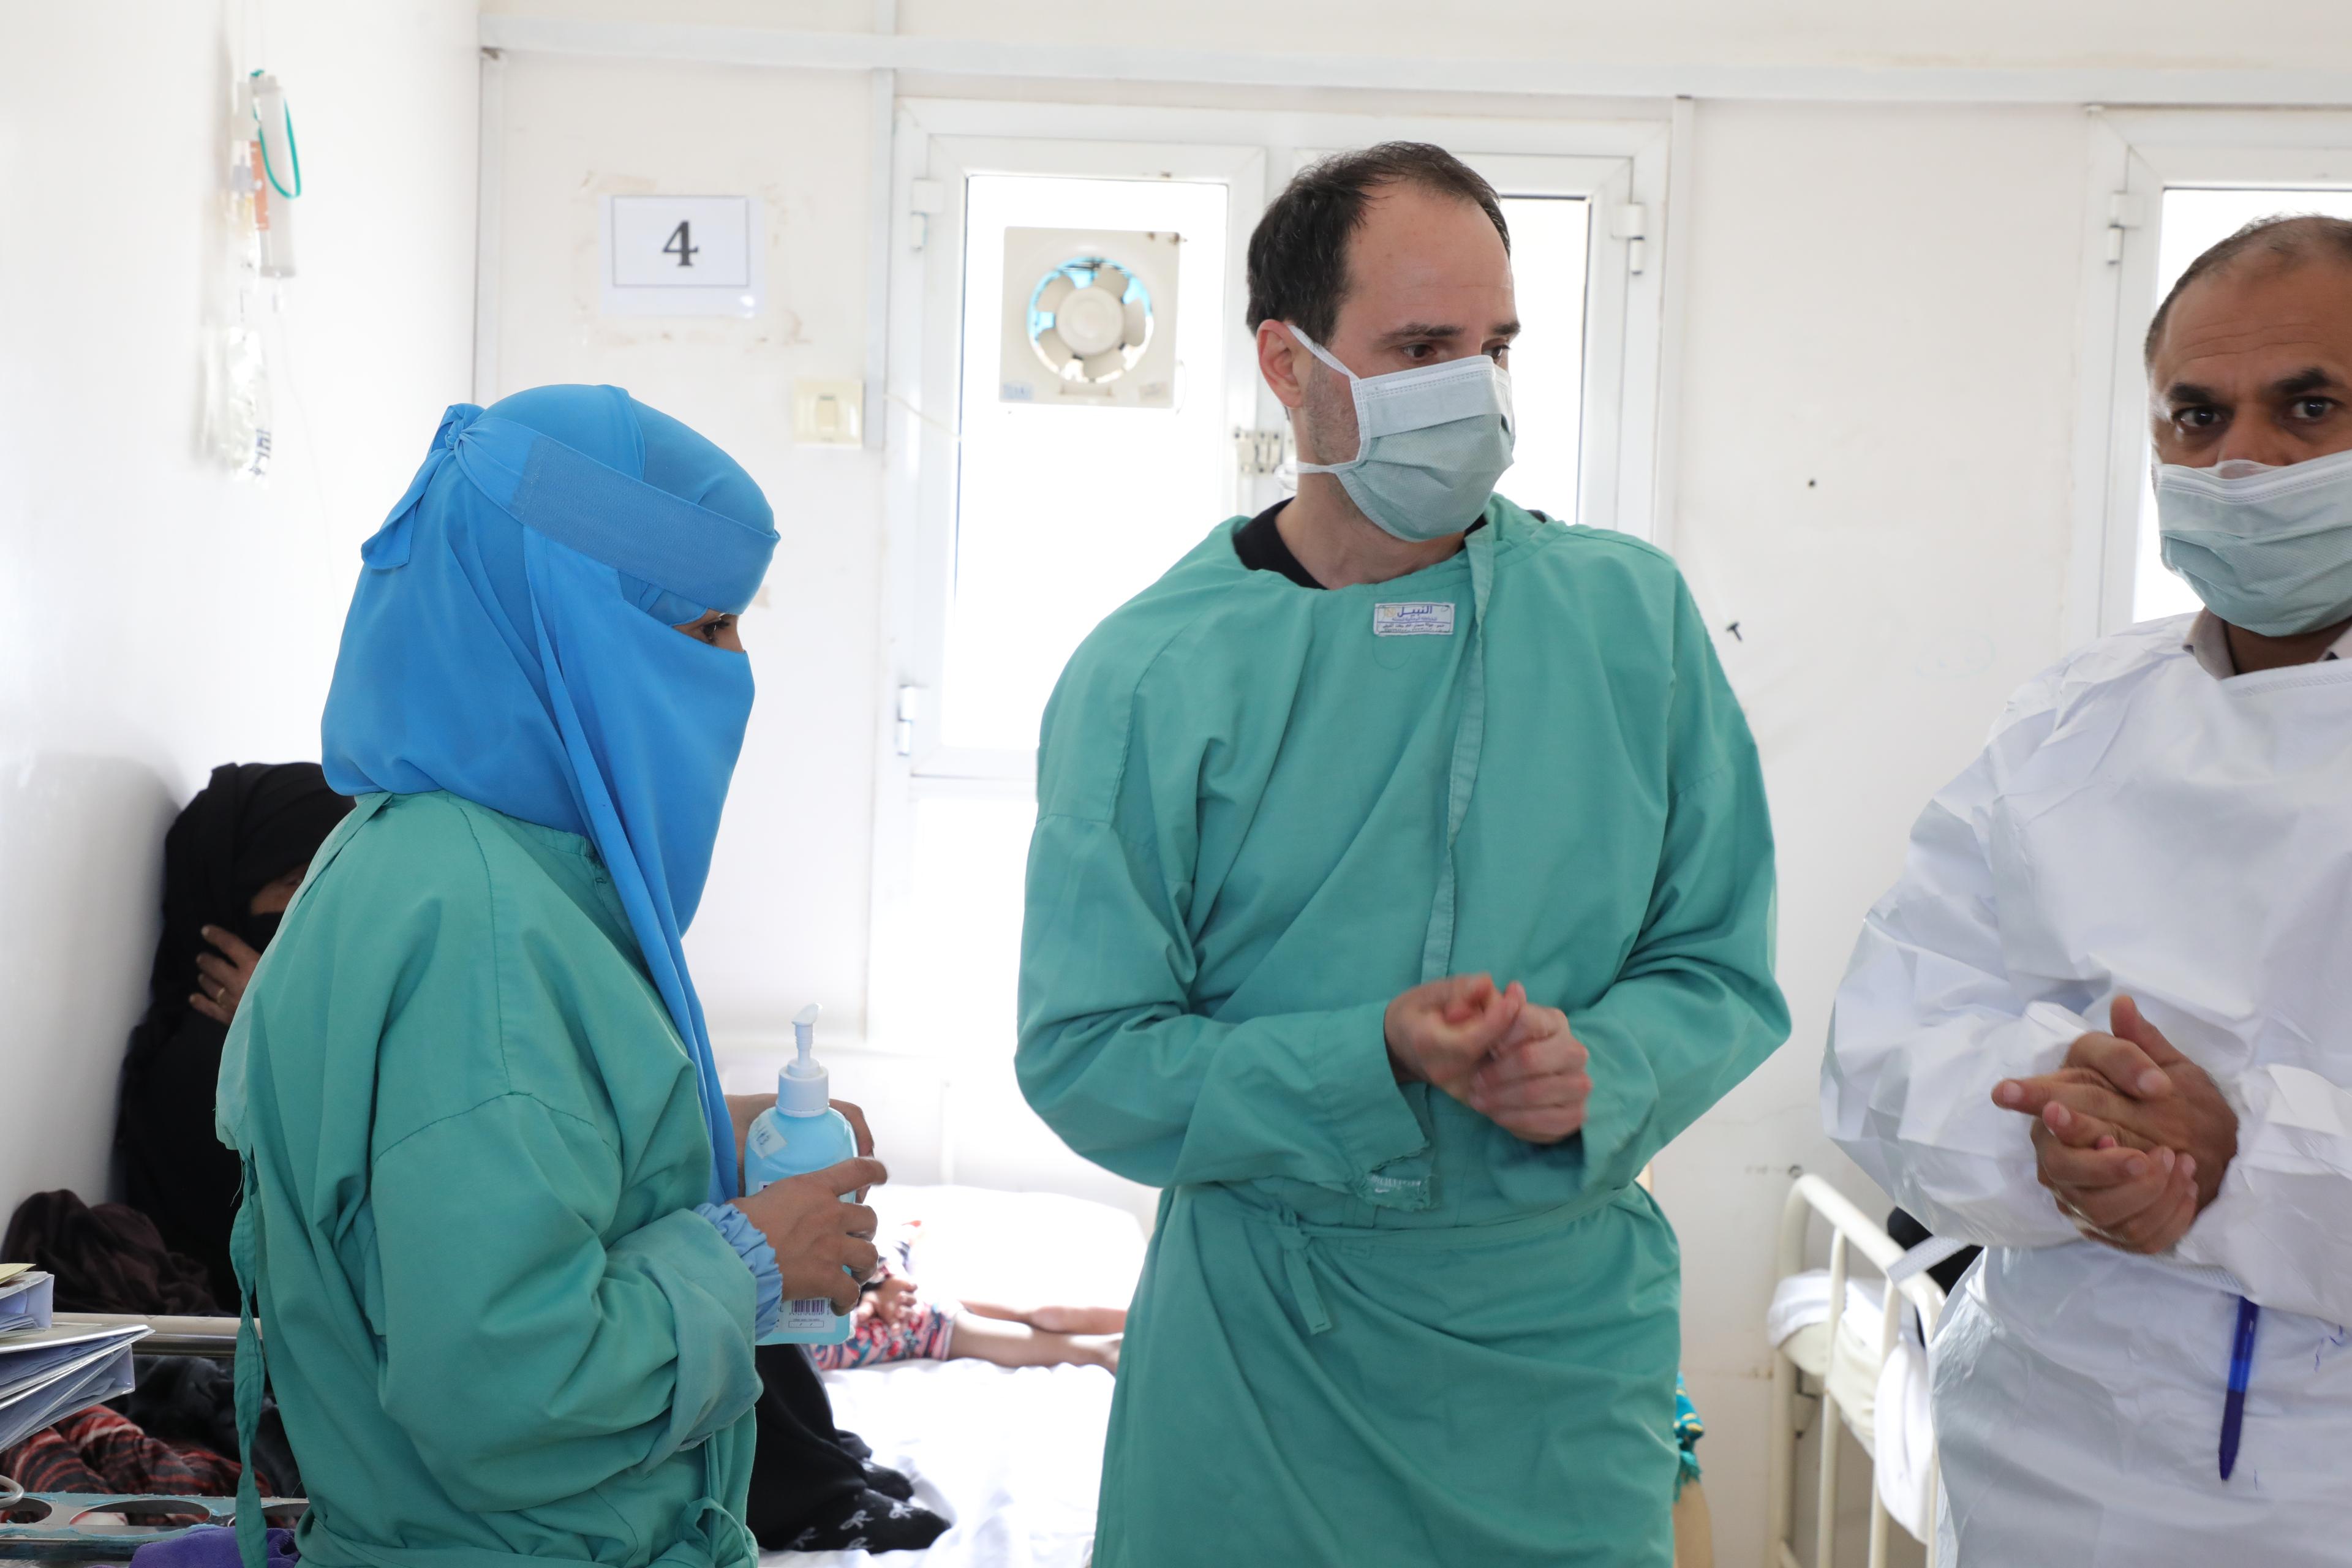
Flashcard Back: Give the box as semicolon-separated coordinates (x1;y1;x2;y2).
2155;448;2352;636
1287;325;1515;543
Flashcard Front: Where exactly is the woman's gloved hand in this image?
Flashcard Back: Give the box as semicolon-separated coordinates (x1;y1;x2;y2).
731;1158;888;1314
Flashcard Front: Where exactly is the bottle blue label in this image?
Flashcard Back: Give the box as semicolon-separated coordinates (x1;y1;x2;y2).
744;1106;859;1346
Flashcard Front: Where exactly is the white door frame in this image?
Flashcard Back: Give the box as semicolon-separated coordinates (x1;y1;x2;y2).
865;97;1678;1050
2068;108;2352;643
889;127;1268;789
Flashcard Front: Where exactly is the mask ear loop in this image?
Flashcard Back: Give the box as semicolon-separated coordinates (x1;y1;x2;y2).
1283;323;1356;383
1284;325;1370;475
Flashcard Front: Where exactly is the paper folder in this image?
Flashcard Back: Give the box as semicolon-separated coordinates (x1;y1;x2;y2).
0;1320;151;1451
0;1269;56;1335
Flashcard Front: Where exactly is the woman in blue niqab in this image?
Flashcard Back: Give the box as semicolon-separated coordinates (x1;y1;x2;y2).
214;386;882;1568
323;383;767;1202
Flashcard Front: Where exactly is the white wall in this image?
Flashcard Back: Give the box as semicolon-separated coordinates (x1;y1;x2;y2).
487;0;2352;75
0;1;480;1218
481;52;888;1047
1655;100;2092;1566
884;0;2352;69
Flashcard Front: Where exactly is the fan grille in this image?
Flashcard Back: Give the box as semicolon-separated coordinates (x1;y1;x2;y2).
1025;256;1155;385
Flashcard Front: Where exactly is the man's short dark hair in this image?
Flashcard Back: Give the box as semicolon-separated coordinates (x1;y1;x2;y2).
1245;143;1510;343
2145;213;2352;364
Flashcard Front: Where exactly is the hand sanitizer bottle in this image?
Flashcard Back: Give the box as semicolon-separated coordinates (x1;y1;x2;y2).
744;1004;859;1346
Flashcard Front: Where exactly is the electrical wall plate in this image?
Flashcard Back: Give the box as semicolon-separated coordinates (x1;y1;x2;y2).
791;379;864;445
998;226;1181;409
601;195;763;318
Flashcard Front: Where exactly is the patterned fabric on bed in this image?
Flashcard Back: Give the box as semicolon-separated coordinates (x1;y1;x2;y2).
1;1405;251;1509
810;1243;957;1372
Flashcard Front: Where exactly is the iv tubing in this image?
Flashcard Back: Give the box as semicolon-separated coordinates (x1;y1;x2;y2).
250;70;301;199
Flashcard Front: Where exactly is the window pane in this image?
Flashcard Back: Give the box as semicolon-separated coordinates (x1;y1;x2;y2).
1495;195;1589;526
2133;187;2352;622
943;174;1232;752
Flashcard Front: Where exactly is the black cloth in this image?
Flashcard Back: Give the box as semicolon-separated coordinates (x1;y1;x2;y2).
1887;1207;1982;1298
1231;501;1324;589
1;1189;218;1314
116;763;350;1303
745;1344;944;1553
118;1355;306;1500
1229;499;1502;591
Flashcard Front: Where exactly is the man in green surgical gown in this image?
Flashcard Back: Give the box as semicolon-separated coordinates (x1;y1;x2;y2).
1017;143;1788;1567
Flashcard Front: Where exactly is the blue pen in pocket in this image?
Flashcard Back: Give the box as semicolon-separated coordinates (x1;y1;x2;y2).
2220;1295;2260;1480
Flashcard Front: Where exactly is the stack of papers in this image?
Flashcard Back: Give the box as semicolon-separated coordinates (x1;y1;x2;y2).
0;1264;56;1335
0;1272;149;1450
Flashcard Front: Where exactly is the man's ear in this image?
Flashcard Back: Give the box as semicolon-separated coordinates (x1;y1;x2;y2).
1256;321;1308;411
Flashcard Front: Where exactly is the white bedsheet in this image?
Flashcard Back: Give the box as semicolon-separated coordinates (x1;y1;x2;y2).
767;1358;1115;1568
758;1183;1144;1568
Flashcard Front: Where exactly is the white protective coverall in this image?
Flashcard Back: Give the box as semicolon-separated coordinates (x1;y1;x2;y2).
1824;614;2352;1566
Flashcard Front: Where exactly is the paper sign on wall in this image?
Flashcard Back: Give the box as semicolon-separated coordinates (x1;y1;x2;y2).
601;195;762;318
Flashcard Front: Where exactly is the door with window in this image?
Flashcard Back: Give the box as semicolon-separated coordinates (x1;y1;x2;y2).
869;103;1668;1196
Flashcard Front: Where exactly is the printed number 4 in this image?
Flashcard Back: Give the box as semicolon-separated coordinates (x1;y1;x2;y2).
663;221;699;269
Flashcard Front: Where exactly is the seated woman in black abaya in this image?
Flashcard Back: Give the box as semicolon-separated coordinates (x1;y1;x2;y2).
115;762;351;1305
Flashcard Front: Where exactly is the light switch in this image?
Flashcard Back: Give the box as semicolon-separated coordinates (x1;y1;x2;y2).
791;380;864;446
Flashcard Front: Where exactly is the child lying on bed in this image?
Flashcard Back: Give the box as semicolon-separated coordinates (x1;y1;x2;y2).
810;1226;1125;1374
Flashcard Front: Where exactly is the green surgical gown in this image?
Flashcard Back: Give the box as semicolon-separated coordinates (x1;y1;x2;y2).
1018;499;1787;1567
215;791;763;1568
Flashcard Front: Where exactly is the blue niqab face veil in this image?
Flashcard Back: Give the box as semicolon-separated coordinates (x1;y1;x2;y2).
322;385;778;1204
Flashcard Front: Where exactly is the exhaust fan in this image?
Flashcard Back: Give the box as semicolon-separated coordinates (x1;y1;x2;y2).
999;227;1181;409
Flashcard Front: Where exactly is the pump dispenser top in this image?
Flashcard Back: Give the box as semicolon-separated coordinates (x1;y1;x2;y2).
778;1003;829;1115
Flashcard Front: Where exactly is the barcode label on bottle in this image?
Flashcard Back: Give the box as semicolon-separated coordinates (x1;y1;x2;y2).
783;1296;836;1332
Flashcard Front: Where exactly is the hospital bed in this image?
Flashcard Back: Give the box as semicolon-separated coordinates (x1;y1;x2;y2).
775;1182;1144;1568
0;1312;306;1562
1;1186;1130;1568
1766;1175;1949;1568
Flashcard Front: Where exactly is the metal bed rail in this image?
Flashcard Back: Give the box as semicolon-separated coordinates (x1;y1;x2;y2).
1765;1174;1948;1568
51;1313;241;1360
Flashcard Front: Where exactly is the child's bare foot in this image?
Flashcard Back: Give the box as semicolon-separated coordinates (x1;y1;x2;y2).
1025;1305;1127;1335
1069;1333;1121;1374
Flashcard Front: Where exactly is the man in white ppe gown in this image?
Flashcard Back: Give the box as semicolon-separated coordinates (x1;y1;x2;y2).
1825;213;2352;1565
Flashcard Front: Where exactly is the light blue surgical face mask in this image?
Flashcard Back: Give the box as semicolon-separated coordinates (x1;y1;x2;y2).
1288;325;1515;543
2156;447;2352;636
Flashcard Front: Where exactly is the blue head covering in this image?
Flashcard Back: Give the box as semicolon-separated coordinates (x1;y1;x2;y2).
322;385;777;1204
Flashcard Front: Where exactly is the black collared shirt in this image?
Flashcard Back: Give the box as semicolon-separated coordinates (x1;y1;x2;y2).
1231;500;1503;590
1231;502;1324;589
